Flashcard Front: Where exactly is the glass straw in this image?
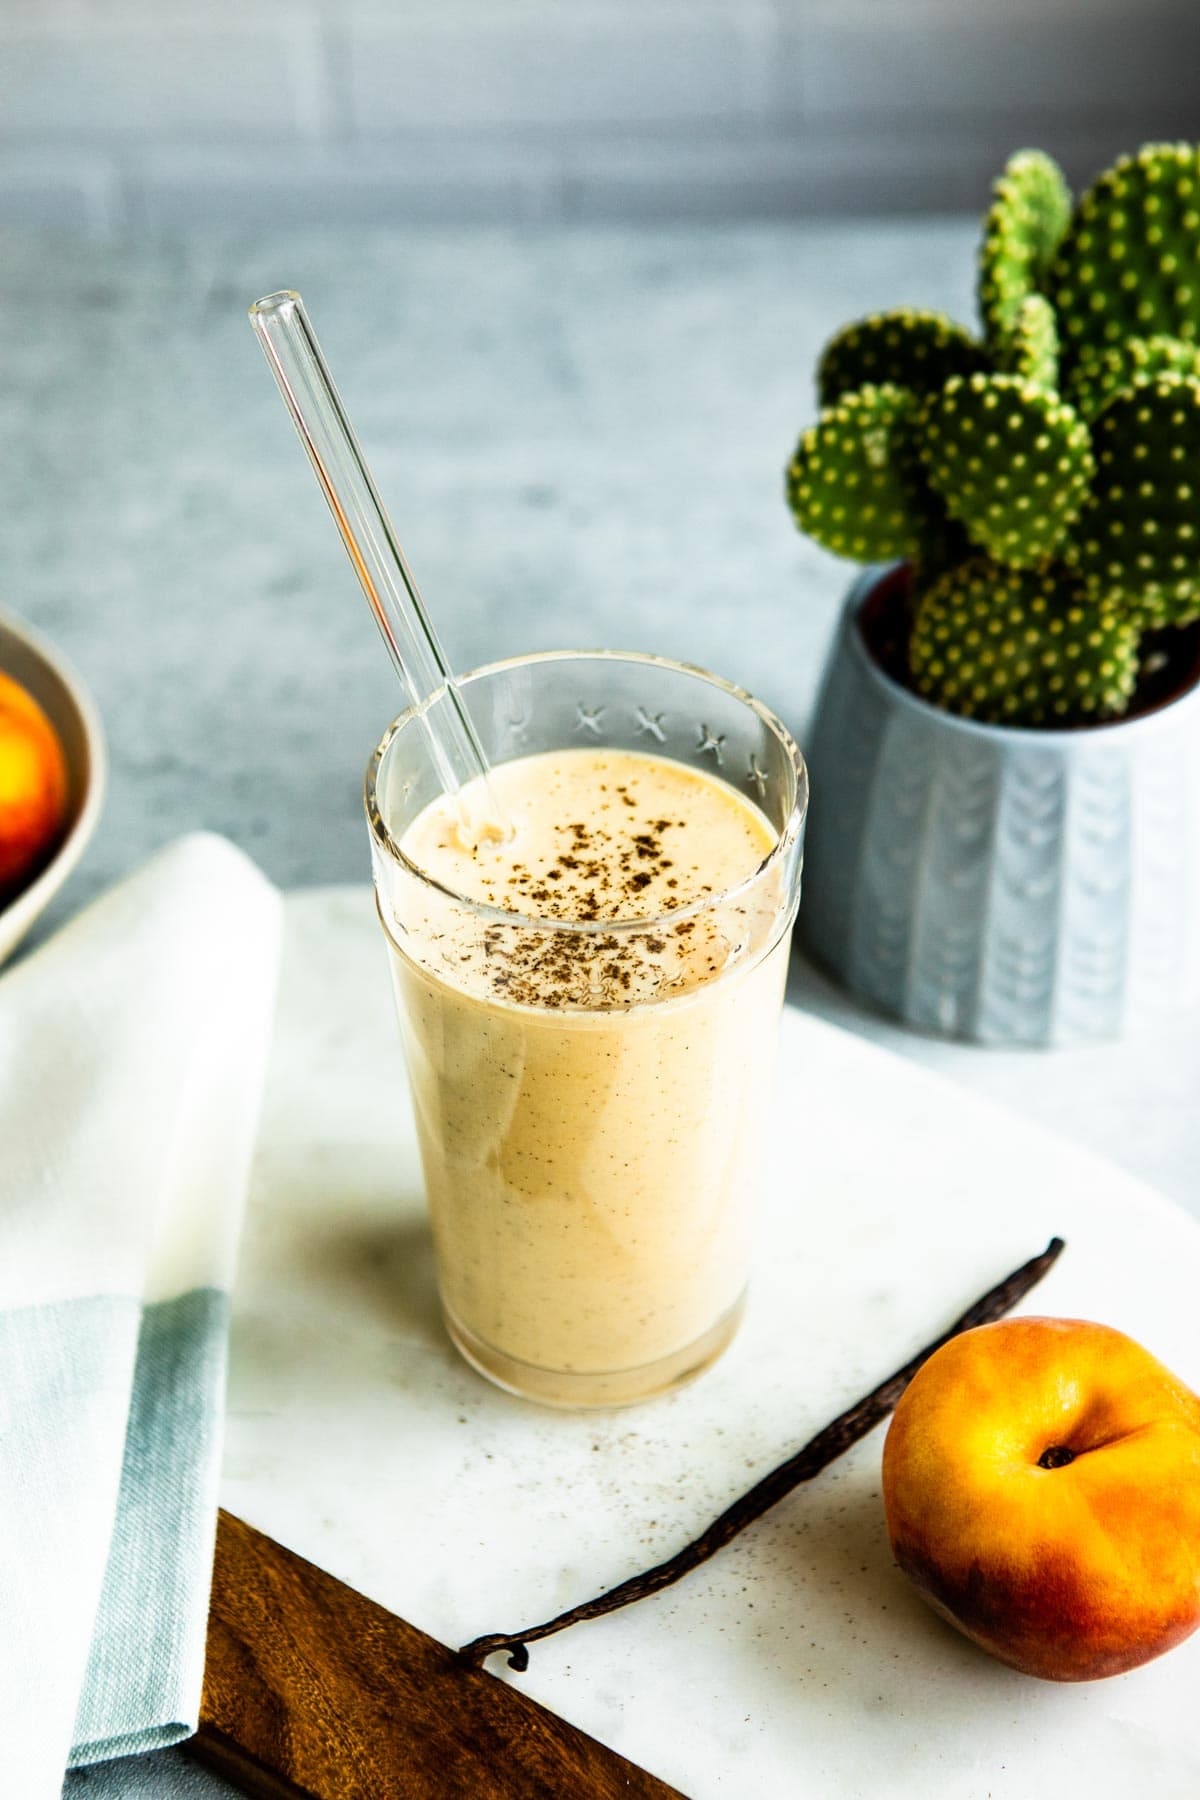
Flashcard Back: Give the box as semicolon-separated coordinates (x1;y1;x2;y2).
249;289;507;837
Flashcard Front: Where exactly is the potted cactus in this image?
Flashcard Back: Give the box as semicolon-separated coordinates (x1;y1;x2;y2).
789;143;1200;1046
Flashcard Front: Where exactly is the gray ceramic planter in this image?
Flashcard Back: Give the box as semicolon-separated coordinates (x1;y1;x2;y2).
801;566;1200;1046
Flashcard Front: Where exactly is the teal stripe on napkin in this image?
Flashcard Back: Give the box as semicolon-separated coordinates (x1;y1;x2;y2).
0;1295;141;1792
69;1288;231;1767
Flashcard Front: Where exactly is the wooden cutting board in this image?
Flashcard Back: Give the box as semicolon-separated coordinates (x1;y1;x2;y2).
189;1511;684;1800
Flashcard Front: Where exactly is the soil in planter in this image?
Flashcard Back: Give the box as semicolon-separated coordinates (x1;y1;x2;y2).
859;564;1200;729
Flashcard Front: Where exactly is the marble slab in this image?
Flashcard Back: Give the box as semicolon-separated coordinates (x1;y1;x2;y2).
219;887;1200;1799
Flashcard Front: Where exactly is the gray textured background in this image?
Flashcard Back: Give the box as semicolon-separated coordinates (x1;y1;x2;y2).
10;220;978;932
1;0;1198;231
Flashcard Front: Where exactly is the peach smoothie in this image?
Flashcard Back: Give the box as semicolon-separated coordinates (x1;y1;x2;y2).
380;745;792;1406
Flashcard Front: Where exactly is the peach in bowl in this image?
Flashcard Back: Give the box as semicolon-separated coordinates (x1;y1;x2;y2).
0;608;105;966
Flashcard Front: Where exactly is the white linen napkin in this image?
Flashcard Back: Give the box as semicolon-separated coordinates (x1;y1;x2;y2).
0;834;281;1796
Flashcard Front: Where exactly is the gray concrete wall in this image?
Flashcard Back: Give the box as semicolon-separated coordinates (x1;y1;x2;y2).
1;0;1196;234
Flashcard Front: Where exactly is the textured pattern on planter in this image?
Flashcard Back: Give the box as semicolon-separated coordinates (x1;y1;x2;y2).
801;569;1200;1046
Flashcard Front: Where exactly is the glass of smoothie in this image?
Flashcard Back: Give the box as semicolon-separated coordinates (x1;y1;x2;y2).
366;650;807;1407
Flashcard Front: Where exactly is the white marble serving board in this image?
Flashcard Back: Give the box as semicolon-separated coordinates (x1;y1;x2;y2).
222;889;1200;1799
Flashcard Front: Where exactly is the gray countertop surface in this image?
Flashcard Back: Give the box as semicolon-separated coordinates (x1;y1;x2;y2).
0;219;1190;1797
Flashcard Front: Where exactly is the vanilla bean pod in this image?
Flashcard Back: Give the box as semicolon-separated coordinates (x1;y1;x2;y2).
460;1236;1065;1671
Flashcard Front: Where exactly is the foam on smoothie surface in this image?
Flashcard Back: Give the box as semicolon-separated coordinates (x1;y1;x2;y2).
404;746;776;921
399;747;778;1009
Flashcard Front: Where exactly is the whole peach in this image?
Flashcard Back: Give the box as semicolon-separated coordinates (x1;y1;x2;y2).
0;668;68;894
882;1316;1200;1681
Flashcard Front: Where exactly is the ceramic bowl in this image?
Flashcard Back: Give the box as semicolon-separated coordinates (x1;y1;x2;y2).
0;607;106;966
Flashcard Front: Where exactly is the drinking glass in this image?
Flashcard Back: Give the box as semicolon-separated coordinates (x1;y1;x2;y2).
366;651;807;1406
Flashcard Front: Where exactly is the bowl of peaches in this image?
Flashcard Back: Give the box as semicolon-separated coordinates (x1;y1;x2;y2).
0;608;104;965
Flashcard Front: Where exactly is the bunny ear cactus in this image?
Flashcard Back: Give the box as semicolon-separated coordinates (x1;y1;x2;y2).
1050;144;1200;369
917;373;1093;566
1067;373;1200;627
979;151;1072;343
786;384;927;563
998;294;1059;388
909;559;1140;725
785;138;1200;730
1068;333;1200;422
818;310;986;406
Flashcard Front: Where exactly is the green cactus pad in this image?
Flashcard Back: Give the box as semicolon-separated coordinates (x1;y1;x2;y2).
786;382;933;562
1066;372;1200;626
909;558;1140;725
817;309;986;407
917;373;1095;566
1067;332;1200;421
1050;143;1200;365
979;150;1072;341
998;293;1059;387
